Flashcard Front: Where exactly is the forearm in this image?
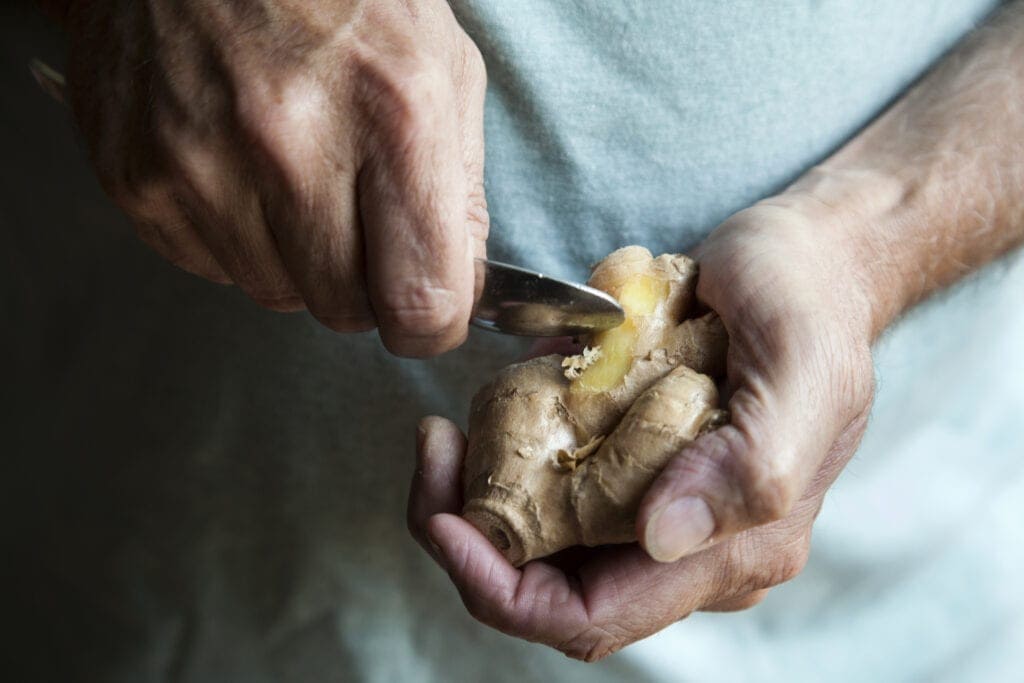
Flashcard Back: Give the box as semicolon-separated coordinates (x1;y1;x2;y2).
779;1;1024;340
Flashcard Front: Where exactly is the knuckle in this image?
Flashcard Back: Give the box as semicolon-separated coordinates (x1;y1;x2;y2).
736;532;811;591
356;54;450;143
775;544;810;584
377;281;462;336
722;420;800;526
170;140;227;197
461;592;505;632
151;105;186;151
557;625;627;663
673;425;799;530
741;465;796;525
758;538;811;588
236;76;330;175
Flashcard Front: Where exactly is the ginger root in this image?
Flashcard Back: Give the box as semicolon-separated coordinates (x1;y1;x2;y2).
462;247;730;566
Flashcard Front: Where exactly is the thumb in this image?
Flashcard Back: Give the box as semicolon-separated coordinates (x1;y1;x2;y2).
636;325;869;563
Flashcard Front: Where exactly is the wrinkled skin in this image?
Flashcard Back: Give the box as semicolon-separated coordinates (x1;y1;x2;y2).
63;0;488;356
408;203;876;660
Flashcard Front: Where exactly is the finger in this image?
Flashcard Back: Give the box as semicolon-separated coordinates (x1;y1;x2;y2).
407;416;467;565
358;62;483;357
260;173;375;330
637;312;870;563
562;531;804;657
426;513;592;646
82;96;231;285
700;589;770;612
455;36;490;267
240;88;376;332
171;138;304;312
429;513;737;661
122;187;232;284
133;216;231;284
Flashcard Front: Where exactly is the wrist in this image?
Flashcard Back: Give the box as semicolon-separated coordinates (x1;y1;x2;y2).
770;164;915;342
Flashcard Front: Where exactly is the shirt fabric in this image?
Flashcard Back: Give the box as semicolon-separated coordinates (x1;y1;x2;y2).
3;1;1022;681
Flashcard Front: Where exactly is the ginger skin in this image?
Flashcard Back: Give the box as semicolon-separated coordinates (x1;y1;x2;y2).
462;247;729;566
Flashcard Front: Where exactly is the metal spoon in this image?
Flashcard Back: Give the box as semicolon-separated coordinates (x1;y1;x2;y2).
471;258;624;337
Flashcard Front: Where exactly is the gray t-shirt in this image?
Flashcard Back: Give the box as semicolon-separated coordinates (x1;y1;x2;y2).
3;1;1022;681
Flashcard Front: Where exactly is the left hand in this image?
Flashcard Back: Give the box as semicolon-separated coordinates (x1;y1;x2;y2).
407;200;878;660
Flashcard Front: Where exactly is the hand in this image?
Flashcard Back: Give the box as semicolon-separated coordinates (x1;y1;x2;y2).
64;0;488;356
407;202;877;659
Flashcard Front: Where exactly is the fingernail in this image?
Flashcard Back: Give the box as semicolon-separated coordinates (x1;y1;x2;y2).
645;496;716;563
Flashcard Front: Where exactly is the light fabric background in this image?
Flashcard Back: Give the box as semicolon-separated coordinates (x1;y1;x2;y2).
3;1;1022;681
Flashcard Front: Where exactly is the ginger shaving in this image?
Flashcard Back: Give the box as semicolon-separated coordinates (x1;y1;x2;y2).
562;346;603;380
555;435;606;472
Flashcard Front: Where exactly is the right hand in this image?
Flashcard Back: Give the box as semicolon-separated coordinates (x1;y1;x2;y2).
63;0;489;356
